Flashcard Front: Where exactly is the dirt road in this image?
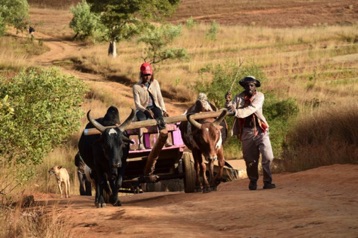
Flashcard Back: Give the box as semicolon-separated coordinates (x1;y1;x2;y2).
37;164;358;238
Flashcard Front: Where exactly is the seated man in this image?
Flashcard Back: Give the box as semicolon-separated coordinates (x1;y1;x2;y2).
132;62;170;150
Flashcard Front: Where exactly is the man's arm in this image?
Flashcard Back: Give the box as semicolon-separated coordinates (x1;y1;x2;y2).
133;86;146;111
235;93;264;118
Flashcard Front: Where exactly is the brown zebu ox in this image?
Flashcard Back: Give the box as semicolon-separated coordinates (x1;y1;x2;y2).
179;94;228;192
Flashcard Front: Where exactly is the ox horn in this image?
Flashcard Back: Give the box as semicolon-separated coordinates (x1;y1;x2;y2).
87;110;106;133
187;113;202;130
117;108;136;131
214;108;228;126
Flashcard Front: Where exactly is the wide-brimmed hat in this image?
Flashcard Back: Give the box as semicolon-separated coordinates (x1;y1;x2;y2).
239;76;261;87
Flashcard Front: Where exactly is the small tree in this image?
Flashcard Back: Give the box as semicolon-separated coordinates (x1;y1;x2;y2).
69;0;104;40
137;24;188;64
83;0;180;57
0;0;29;35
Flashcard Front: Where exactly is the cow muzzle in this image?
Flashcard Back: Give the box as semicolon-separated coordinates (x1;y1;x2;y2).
112;162;121;168
111;168;118;179
209;156;217;161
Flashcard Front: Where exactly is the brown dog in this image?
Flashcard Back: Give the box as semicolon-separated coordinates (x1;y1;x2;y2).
48;166;70;198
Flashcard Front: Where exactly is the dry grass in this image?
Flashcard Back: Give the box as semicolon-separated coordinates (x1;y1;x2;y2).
283;103;358;171
0;204;73;238
73;23;357;110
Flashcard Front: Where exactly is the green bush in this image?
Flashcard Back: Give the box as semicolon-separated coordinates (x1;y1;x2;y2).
0;0;29;33
0;67;87;166
265;95;299;157
69;0;104;40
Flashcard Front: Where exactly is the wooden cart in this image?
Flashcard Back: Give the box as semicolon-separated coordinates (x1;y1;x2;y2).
83;110;239;193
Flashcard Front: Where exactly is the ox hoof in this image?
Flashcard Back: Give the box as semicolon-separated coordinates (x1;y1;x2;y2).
112;201;122;206
203;187;212;193
95;202;106;208
210;186;217;191
195;186;202;193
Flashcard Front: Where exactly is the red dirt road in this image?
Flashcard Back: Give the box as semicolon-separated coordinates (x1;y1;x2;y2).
37;164;358;238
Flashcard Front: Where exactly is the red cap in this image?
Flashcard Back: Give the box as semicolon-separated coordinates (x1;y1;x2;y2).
140;62;153;75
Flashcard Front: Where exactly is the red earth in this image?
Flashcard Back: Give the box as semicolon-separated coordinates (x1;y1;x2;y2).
36;164;358;238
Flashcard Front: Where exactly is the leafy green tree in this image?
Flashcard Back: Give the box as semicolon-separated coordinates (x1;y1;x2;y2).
0;0;29;35
85;0;180;57
0;67;87;166
70;0;104;40
137;24;188;64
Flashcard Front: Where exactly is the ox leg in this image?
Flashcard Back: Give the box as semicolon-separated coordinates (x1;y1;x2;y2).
78;170;86;195
192;150;203;192
95;177;107;208
200;160;211;193
213;148;225;188
108;173;121;206
207;159;216;191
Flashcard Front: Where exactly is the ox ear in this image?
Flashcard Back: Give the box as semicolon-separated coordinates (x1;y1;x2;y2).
118;109;135;131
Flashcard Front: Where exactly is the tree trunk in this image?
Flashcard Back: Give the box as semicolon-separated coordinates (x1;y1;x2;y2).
108;41;117;57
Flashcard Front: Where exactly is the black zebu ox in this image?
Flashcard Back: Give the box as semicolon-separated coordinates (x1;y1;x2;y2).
179;95;228;192
78;106;135;207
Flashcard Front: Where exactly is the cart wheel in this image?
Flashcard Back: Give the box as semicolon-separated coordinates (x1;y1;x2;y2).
182;152;196;193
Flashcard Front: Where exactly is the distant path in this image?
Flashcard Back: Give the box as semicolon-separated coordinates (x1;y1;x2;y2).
30;30;187;116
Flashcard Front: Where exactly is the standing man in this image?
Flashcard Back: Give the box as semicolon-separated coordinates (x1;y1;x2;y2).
133;62;169;150
225;76;276;190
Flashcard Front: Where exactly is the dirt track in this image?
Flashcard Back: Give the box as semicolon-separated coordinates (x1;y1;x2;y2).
37;164;358;238
26;1;358;237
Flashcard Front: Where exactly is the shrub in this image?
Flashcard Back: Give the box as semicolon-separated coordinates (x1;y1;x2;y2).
206;20;219;41
0;67;87;167
69;0;104;40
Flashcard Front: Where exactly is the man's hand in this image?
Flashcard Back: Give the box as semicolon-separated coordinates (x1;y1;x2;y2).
225;91;232;101
163;111;169;117
227;108;235;116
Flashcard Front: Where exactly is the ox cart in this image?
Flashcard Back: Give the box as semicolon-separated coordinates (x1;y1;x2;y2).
83;110;239;194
